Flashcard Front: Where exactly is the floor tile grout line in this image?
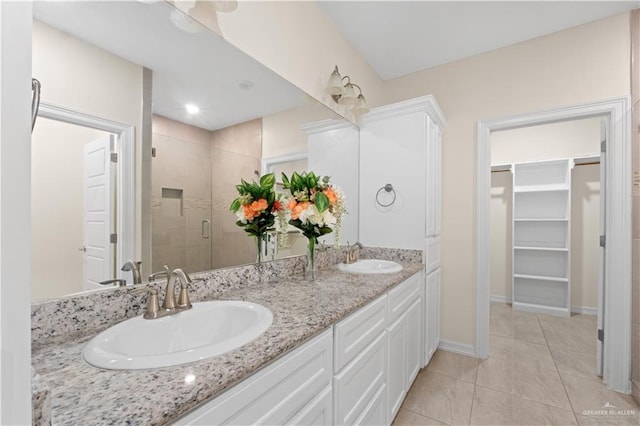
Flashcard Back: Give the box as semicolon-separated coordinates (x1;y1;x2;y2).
399;405;451;425
467;383;476;426
536;312;581;425
473;383;579;416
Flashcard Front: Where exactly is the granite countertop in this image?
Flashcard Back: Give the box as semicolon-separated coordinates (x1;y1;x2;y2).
32;262;423;425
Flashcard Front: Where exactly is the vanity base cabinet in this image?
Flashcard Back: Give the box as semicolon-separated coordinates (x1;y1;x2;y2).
176;328;333;425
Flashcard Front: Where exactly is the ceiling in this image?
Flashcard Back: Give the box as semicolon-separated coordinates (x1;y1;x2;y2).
33;1;307;131
318;1;639;80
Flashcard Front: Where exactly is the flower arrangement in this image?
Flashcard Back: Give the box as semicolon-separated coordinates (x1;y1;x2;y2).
281;171;345;279
229;173;283;263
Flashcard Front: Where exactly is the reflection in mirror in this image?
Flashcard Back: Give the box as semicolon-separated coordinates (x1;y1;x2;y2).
31;0;350;301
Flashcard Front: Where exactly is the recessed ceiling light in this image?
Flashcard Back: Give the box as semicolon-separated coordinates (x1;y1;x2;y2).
185;104;200;114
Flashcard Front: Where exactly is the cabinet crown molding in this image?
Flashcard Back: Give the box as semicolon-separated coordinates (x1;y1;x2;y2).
300;119;357;135
361;95;446;128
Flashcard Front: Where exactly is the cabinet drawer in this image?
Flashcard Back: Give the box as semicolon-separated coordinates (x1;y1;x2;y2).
289;385;332;426
177;328;333;425
334;332;386;425
334;295;386;372
388;274;421;324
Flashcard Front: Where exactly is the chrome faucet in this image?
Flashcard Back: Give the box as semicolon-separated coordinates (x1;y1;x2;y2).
121;260;142;285
345;242;364;264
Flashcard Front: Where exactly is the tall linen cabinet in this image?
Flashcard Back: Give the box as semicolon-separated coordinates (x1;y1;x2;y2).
359;96;445;420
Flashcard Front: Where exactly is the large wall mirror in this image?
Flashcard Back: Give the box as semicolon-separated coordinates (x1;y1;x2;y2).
31;1;354;301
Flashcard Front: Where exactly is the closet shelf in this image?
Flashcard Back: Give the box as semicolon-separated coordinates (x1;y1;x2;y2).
514;246;569;252
512;301;570;316
514;185;569;193
514;218;568;222
513;273;569;283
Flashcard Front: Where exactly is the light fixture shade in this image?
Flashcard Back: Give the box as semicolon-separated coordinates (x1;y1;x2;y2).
338;83;357;106
353;94;370;115
170;8;204;33
325;67;344;96
213;1;238;12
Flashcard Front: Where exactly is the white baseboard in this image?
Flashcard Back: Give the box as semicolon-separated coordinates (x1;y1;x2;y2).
438;340;475;357
490;295;597;316
570;306;598;316
490;295;510;304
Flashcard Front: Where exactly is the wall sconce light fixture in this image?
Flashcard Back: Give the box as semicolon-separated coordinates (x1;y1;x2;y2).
325;66;369;115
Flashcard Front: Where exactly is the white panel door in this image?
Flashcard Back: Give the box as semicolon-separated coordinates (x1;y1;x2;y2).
83;134;115;290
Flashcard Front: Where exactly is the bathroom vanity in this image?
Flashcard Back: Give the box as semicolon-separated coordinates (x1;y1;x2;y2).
31;248;439;425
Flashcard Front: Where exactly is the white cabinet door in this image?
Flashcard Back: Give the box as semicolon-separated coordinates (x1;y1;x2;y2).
406;297;422;385
386;313;406;423
425;268;441;365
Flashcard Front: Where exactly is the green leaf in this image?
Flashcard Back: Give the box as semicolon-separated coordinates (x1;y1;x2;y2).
291;172;303;191
315;192;329;213
260;173;275;189
230;198;241;212
281;173;290;188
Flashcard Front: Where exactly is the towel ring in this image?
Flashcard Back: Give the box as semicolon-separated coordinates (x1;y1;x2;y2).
376;184;396;207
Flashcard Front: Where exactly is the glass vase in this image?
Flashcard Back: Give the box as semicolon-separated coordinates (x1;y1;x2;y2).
255;234;264;264
306;237;316;281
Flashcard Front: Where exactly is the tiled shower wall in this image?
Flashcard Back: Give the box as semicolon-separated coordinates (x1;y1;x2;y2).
210;119;262;268
151;115;261;274
631;10;640;405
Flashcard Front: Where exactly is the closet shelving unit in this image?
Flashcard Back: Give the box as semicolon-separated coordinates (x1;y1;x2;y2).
512;158;574;317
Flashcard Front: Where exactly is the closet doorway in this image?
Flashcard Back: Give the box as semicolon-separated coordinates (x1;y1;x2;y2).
476;97;632;393
489;117;604;377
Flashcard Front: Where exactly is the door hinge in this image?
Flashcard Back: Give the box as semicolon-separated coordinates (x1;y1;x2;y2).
597;328;604;342
599;235;606;247
601;140;606;153
151;147;156;158
110;233;118;244
110;153;118;163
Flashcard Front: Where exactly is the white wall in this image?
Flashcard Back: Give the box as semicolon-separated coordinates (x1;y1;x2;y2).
32;19;145;272
489;118;601;311
31;118;109;300
384;13;630;346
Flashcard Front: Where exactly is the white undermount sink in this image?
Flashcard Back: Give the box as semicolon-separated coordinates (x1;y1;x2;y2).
82;300;273;370
337;259;403;274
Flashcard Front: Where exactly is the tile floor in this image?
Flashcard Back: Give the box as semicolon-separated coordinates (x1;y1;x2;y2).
393;302;640;425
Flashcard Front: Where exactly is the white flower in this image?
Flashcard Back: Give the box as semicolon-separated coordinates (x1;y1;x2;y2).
235;208;247;224
299;204;336;227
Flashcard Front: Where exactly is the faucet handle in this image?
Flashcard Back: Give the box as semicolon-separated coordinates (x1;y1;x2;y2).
148;265;170;282
177;277;203;310
130;286;161;319
99;279;127;287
